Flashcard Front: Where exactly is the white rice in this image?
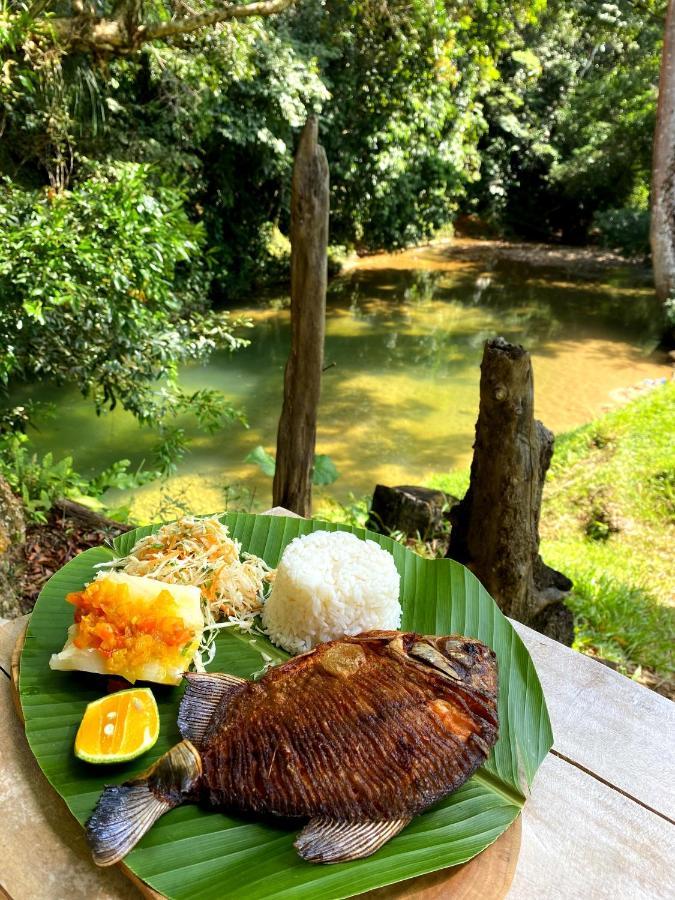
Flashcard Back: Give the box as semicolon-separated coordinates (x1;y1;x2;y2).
262;530;401;654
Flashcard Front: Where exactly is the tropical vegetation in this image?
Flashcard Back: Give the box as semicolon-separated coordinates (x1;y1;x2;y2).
0;0;672;687
1;0;667;455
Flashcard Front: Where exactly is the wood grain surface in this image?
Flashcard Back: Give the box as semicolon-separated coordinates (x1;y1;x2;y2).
511;622;675;822
508;753;675;900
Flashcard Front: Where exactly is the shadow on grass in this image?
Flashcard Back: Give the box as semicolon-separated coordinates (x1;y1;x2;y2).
566;569;674;683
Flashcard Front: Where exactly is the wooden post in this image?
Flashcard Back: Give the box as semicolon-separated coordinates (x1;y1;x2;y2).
272;117;329;516
447;338;573;643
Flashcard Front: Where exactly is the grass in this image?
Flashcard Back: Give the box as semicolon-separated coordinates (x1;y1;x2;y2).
321;381;675;693
538;380;674;690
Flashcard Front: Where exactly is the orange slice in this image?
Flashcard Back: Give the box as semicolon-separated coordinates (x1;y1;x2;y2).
75;688;160;764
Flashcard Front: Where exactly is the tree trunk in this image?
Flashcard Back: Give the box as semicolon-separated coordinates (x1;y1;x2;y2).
53;498;133;533
272;118;329;516
0;475;26;619
34;0;297;55
651;0;675;340
447;338;573;643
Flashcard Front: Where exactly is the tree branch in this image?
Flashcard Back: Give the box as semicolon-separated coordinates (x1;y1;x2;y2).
25;0;52;23
143;0;295;41
37;0;296;54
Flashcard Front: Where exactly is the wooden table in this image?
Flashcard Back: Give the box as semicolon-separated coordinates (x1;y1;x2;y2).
1;513;674;899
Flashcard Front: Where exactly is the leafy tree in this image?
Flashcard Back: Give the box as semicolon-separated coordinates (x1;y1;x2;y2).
0;163;250;470
1;3;329;292
8;0;297;56
471;0;665;247
0;0;667;482
292;0;488;248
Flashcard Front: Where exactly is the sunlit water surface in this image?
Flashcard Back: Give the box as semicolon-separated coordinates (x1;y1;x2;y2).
13;240;670;519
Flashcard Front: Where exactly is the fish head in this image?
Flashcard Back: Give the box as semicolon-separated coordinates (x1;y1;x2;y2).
406;634;498;698
347;630;498;698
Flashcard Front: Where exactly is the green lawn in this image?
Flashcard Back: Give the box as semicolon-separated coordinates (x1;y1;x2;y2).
537;381;674;691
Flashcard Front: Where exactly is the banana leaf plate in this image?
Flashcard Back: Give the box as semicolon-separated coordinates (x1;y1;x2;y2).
18;512;552;900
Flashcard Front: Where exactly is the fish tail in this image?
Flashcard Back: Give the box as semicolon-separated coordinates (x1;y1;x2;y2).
86;739;202;866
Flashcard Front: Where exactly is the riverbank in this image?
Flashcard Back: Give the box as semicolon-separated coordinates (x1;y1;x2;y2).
344;235;651;277
539;380;674;695
4;236;672;695
6;372;673;696
11;382;675;698
8;235;669;521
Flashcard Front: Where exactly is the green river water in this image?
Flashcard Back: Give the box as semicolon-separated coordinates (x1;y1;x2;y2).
12;239;670;520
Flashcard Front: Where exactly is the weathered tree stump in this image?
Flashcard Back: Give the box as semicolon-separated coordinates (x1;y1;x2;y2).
366;485;458;540
447;338;573;643
273;117;329;516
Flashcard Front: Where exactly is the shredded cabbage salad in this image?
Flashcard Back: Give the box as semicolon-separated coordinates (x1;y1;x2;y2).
101;516;274;669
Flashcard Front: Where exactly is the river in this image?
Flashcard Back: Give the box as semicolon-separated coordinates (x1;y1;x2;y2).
12;238;671;520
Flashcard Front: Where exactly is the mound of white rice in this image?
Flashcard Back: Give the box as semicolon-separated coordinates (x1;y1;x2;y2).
262;531;401;654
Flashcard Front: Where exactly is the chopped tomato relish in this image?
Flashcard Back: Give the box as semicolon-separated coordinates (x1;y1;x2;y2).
67;579;195;680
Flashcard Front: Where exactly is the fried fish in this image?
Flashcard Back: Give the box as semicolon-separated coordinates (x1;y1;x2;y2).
87;629;499;865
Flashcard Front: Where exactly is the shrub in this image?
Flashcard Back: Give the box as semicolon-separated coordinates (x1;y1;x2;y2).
0;430;153;523
0;163;249;470
592;207;651;258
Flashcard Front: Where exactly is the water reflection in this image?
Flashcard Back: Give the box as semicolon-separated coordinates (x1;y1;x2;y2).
11;241;669;519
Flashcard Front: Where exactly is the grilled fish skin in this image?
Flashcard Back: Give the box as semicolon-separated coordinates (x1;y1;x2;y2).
86;630;498;866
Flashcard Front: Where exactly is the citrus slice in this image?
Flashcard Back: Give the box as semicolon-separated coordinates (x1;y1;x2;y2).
74;687;160;764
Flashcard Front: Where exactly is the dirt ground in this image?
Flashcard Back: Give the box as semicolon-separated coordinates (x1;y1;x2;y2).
17;511;128;614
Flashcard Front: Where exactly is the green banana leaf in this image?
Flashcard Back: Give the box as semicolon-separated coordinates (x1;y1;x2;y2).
19;512;552;900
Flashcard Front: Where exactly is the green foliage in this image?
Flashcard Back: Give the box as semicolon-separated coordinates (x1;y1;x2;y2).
245;445;277;478
564;574;667;685
245;445;340;486
312;454;340;486
315;494;370;529
593;207;651;257
542;382;675;681
552;563;673;678
292;0;488;248
0;431;152;523
426;469;471;500
148;21;328;296
665;295;675;330
0;162;249;470
546;380;674;525
649;467;675;522
471;0;664;247
583;505;618;542
3;0;661;267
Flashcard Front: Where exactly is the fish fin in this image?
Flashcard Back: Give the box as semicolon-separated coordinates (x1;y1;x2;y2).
178;672;247;744
295;816;411;864
86;740;201;867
